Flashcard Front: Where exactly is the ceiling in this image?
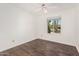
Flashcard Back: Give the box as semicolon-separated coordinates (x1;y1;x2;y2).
13;3;78;15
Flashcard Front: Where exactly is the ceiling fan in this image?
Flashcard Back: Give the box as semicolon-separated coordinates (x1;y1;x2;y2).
34;4;48;14
41;4;48;13
35;4;57;14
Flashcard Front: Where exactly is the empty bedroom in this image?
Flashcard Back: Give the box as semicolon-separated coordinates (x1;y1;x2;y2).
0;3;79;56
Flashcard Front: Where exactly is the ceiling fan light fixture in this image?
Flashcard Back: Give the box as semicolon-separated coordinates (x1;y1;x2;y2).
42;4;48;13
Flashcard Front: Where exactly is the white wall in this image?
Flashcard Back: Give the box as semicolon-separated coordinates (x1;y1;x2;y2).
36;8;77;47
75;6;79;52
0;4;36;52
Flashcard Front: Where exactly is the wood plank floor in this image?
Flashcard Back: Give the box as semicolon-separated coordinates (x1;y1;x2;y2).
0;39;79;56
